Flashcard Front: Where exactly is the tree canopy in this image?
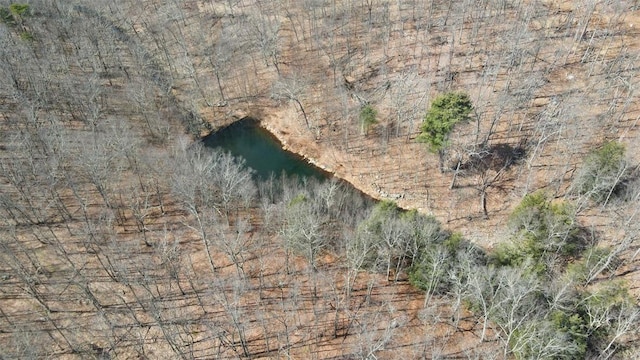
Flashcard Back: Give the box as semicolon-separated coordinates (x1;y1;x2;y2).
417;92;473;153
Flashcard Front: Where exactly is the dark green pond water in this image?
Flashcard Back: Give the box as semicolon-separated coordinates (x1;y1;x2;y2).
203;118;330;181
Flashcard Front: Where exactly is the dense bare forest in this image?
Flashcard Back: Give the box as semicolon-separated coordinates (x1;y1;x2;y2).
1;0;640;358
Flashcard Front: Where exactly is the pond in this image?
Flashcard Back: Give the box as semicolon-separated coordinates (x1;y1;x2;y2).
203;118;331;181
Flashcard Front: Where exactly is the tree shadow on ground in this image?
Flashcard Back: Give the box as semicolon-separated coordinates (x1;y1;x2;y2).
457;143;527;175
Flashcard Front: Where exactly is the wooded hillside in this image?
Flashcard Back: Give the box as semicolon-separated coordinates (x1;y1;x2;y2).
1;0;639;358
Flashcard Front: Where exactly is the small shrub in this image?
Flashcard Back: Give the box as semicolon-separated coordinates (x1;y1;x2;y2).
349;200;400;271
582;280;634;318
359;104;378;134
358;200;398;237
288;193;307;207
550;310;588;356
580;280;636;352
19;31;34;41
0;7;15;25
1;4;29;27
395;209;448;250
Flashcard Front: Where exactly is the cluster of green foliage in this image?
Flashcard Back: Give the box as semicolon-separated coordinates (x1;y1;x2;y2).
574;141;627;204
287;193;307;207
276;179;374;269
19;30;34;41
510;309;588;359
478;192;635;358
340;168;634;359
359;104;378;134
351;200;408;270
511;279;635;359
0;4;33;41
491;191;582;275
352;199;486;292
9;3;29;15
417;92;473;153
549;310;589;354
0;4;29;24
351;200;448;275
369;187;627;358
0;7;14;25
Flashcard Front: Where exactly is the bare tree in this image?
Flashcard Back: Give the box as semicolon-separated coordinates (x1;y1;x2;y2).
247;10;281;73
280;192;326;270
213;216;255;278
272;72;312;128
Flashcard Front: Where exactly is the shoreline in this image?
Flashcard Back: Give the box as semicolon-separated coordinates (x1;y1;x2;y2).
207;109;508;249
259;120;392;202
257;121;431;227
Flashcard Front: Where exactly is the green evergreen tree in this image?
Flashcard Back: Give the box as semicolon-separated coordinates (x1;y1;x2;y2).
417;92;473;171
359;104;378;135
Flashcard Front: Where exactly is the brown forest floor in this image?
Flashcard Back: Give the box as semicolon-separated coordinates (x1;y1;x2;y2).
186;0;640;331
2;0;640;358
192;0;640;248
189;0;640;303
